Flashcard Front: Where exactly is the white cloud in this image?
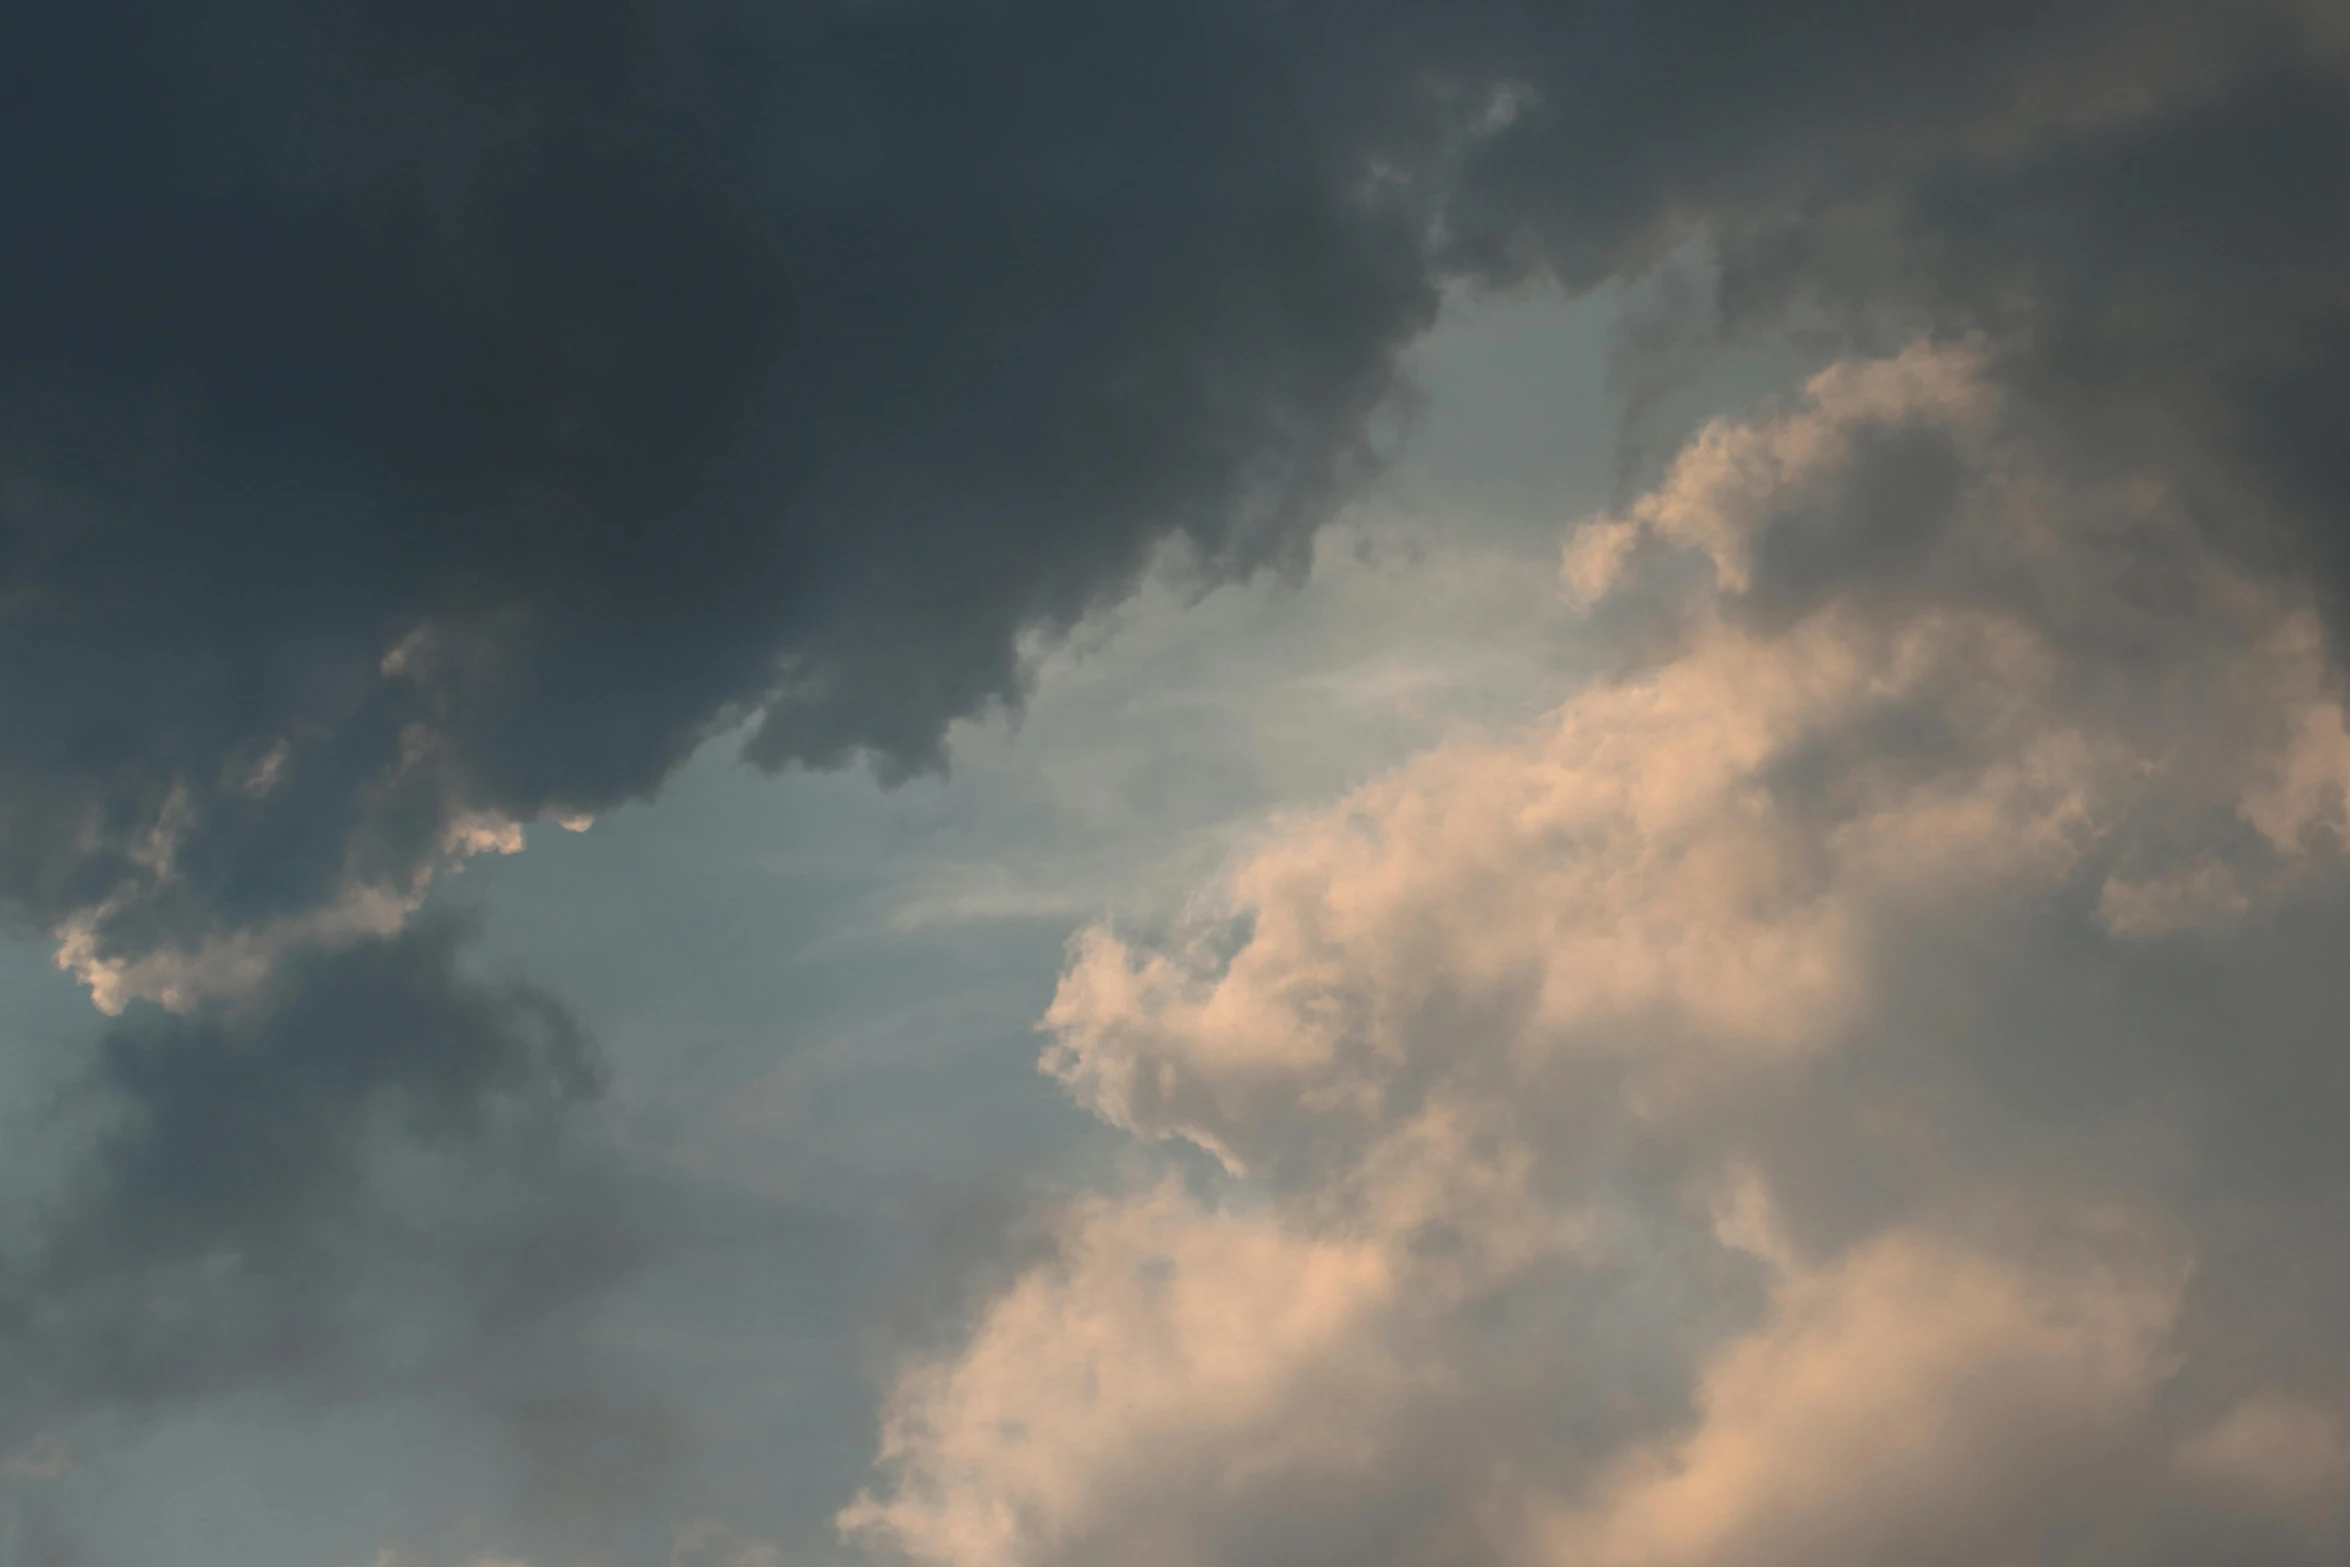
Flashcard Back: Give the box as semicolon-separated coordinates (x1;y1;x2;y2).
1544;1222;2186;1567
839;1183;1406;1567
846;344;2350;1567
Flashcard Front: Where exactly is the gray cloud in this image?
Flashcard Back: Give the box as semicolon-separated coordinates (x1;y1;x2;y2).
0;1;2334;969
0;915;659;1508
0;0;1444;994
0;9;1458;1525
3;1;2339;1002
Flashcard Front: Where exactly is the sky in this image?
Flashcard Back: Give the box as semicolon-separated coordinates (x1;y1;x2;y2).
1;4;2348;1565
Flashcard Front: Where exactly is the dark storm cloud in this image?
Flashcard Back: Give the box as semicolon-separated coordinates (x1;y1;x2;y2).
2;0;2341;987
0;0;1440;976
0;915;645;1439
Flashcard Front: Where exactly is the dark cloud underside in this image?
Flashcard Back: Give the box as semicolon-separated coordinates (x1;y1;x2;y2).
0;0;1436;967
0;0;2340;974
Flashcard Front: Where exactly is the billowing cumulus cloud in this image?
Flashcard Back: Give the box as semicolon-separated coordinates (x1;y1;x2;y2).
846;347;2350;1567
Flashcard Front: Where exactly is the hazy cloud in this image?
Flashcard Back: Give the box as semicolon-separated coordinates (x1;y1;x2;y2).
0;916;657;1502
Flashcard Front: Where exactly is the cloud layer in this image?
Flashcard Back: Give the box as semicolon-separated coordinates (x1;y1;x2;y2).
847;346;2350;1567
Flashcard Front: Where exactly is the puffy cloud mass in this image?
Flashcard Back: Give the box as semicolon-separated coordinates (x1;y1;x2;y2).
846;346;2350;1567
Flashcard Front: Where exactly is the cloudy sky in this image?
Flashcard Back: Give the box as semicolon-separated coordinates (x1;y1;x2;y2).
3;4;2349;1564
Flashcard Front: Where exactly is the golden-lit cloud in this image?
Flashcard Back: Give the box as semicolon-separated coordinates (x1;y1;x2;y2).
847;345;2350;1567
